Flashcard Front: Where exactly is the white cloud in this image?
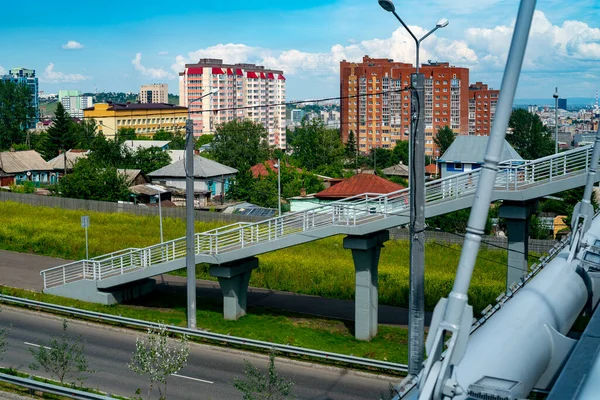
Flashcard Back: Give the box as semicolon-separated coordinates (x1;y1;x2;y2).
157;51;169;56
0;66;5;75
62;40;84;50
41;63;90;83
132;53;174;80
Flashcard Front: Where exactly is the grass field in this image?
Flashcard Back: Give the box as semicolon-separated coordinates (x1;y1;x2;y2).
0;201;516;314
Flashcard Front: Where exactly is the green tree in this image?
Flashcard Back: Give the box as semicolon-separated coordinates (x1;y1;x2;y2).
152;129;186;150
369;148;397;170
59;158;130;201
128;325;189;400
290;119;343;171
129;147;171;175
29;319;93;386
74;118;98;149
507;109;554;160
0;80;34;149
45;103;78;157
117;127;137;141
392;140;409;165
345;130;357;158
196;133;214;148
233;348;295;400
211;120;271;171
433;126;456;158
88;135;133;168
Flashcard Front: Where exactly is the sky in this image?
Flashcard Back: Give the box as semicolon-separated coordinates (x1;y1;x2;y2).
1;0;599;102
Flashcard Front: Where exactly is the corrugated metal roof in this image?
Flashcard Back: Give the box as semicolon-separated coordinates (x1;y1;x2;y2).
147;155;237;179
438;136;523;164
124;140;171;151
47;150;89;170
382;162;409;177
116;169;144;185
315;173;404;199
0;150;51;173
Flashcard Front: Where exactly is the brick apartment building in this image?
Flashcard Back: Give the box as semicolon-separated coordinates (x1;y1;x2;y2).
179;59;286;149
468;82;499;136
340;56;496;157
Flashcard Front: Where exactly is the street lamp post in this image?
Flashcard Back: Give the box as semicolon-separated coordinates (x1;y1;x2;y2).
156;193;164;243
185;88;219;330
274;159;282;216
379;0;448;376
553;87;559;154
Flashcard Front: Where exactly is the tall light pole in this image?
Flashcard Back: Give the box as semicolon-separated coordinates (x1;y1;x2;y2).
155;193;164;243
185;88;219;329
553;87;559;154
379;0;448;376
274;159;282;216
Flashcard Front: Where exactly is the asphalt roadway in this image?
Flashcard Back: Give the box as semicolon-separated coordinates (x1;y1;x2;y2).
0;249;432;326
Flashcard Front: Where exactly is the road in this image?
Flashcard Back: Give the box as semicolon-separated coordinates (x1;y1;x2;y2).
0;307;396;399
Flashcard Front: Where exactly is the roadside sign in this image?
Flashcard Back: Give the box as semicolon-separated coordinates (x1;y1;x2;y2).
81;215;90;228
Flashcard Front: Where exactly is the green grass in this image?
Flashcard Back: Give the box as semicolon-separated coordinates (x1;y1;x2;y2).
0;201;517;314
0;285;409;367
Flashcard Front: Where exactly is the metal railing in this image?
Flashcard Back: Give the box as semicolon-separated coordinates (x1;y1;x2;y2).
41;145;598;290
0;372;115;399
0;294;408;373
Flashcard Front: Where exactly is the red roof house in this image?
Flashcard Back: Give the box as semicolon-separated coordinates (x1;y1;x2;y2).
250;160;301;178
315;173;404;200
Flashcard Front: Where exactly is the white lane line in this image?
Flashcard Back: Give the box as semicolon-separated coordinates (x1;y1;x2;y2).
24;342;51;350
171;373;213;384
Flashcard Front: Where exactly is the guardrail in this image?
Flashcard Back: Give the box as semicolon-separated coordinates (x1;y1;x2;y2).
0;372;115;399
40;144;598;290
0;294;409;373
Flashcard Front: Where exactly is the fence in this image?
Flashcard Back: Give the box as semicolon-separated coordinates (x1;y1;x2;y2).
388;228;557;254
0;191;263;224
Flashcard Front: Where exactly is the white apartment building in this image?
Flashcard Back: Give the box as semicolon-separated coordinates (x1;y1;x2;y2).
140;83;169;104
179;59;286;149
59;90;94;119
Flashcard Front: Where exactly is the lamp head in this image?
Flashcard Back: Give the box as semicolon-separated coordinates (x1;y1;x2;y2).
378;0;395;12
436;18;449;28
553;87;559;99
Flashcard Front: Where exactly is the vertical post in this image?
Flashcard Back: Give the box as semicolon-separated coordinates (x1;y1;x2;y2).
157;194;164;243
554;87;559;154
277;158;282;216
408;72;426;374
85;227;89;260
185;118;196;329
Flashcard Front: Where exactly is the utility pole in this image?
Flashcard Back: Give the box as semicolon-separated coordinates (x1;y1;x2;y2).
553;87;559;154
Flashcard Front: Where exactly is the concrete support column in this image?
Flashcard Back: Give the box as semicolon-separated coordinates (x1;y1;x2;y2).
499;202;534;290
343;230;390;341
210;257;258;320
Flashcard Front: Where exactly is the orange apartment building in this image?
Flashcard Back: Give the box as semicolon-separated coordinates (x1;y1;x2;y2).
468;82;499;136
340;56;496;157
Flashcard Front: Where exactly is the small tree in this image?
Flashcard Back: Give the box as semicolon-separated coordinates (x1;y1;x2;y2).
29;319;92;386
128;325;189;400
234;348;295;400
433;126;456;158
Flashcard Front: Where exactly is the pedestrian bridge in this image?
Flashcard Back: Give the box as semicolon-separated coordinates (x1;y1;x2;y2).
41;145;598;320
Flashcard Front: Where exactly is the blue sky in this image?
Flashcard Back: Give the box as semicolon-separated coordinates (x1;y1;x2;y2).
2;0;599;102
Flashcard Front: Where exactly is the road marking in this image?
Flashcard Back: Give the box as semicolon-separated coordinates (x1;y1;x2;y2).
171;373;213;384
24;342;51;350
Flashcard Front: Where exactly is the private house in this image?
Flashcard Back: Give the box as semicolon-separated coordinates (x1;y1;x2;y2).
123;140;171;152
147;155;237;206
438;136;522;179
250;160;301;178
382;162;409;179
289;173;404;212
116;169;149;187
0;150;53;187
47;149;89;174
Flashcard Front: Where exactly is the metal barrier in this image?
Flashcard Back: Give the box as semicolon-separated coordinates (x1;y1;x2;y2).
0;294;408;373
0;372;115;399
40;145;599;290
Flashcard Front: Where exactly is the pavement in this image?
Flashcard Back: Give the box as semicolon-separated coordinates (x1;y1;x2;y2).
0;249;432;327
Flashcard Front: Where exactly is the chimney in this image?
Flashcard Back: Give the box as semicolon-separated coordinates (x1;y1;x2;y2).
300;188;306;197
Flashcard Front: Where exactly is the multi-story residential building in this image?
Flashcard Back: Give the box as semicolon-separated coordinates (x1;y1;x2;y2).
179;59;286;148
59;90;94;119
1;67;39;128
291;109;305;124
83;102;187;138
468;82;499;136
140;83;169;104
340;56;469;157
